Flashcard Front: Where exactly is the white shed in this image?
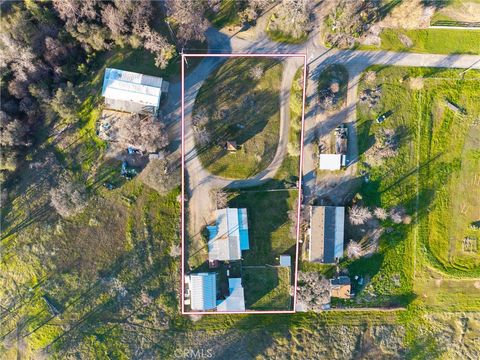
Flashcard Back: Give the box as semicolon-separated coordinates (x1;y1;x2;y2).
319;154;343;170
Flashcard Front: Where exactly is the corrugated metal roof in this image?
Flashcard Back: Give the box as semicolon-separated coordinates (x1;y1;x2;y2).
189;273;216;311
208;208;249;261
102;68;163;111
309;206;345;264
333;207;345;260
217;278;245;311
238;208;250;250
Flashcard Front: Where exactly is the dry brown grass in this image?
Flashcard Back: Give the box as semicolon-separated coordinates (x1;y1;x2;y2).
439;2;480;22
378;0;435;29
409;77;424;90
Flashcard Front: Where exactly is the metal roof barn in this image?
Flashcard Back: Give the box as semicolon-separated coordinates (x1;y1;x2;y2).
101;68;167;115
309;206;345;264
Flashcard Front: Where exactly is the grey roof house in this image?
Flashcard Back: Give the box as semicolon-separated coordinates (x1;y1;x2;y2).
309;206;345;264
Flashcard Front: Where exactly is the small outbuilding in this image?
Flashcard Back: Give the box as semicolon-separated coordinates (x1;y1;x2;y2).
279;254;291;267
225;141;237;152
309;206;345;264
330;276;351;299
319;154;345;170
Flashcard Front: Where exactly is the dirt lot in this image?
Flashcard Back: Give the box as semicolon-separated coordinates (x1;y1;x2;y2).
437;1;480;22
378;0;435;29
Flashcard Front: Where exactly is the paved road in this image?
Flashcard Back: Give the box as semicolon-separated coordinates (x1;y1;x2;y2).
168;20;480;259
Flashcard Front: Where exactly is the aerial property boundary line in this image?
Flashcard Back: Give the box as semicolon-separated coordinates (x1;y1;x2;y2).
181;52;308;315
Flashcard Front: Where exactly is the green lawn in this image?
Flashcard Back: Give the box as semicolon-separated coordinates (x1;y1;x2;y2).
228;189;297;266
243;267;292;310
194;58;283;179
361;28;480;54
354;66;480;308
266;28;308;44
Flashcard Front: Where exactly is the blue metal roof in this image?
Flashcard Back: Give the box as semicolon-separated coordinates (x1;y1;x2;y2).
190;273;216;311
238;209;249;250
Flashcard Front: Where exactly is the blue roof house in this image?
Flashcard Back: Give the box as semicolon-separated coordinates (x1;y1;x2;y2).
208;208;250;261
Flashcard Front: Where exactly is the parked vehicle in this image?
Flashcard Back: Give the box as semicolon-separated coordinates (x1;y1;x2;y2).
376;110;393;123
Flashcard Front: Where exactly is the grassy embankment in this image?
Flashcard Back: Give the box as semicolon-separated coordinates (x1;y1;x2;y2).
359;28;480;54
194;58;282;179
353;66;480;310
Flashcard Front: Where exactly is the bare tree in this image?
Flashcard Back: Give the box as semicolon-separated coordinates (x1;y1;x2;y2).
192;110;209;128
142;26;176;69
249;64;264;80
296;272;331;311
373;207;388;220
50;174;88;218
346;240;362;259
268;0;311;39
52;0;83;25
194;127;211;146
117;115;169;153
211;188;228;209
43;37;70;68
389;206;410;224
349;205;372;225
376;128;399;158
165;0;209;45
101;4;126;39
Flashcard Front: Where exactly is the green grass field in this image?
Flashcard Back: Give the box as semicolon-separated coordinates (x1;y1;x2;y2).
360;28;480;54
228;189;297;266
194;58;282;179
243;267;291;310
355;66;480;309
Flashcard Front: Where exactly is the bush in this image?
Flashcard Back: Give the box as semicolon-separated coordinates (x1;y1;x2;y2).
50;173;88;218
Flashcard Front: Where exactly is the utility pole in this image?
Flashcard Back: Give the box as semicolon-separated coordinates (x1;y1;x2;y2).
181;47;189;69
